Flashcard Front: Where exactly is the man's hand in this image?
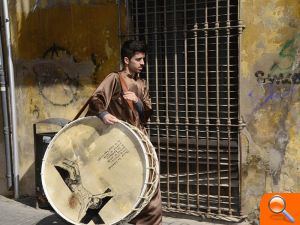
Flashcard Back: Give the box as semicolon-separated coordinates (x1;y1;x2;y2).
123;91;139;103
102;113;119;125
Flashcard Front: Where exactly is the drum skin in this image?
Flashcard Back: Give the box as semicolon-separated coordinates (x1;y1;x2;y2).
41;116;158;225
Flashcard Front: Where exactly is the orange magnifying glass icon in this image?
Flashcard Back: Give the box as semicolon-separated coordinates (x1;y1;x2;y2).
268;195;295;223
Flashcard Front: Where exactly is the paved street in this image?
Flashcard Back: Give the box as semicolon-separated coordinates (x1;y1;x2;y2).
0;195;250;225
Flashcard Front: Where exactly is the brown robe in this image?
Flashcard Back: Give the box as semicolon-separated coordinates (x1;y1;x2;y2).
86;72;162;225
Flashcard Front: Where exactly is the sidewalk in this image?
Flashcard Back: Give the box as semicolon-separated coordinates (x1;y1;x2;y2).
0;195;250;225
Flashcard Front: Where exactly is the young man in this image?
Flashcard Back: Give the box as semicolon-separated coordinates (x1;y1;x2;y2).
86;40;162;225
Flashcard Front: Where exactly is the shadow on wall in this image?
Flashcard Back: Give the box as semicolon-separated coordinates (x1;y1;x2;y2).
14;2;121;86
18;43;96;107
19;162;36;199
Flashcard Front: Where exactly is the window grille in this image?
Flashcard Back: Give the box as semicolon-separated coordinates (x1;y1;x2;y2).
118;0;244;220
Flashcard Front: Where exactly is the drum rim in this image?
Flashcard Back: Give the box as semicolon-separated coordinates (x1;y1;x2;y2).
41;116;150;225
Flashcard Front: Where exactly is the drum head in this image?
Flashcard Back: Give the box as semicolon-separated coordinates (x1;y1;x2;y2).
41;116;149;225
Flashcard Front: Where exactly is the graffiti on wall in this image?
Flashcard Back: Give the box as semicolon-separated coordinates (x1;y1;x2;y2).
269;34;300;75
248;34;300;112
255;34;300;84
255;70;300;85
248;83;295;112
254;34;300;84
32;43;98;106
33;44;80;106
246;35;300;187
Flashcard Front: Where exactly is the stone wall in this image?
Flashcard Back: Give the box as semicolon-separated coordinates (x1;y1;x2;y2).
240;0;300;223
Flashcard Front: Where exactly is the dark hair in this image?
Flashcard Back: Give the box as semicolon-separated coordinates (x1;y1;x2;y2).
121;40;146;63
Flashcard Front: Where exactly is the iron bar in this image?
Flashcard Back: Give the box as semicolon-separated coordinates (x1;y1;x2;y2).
193;0;200;212
163;202;237;214
154;0;160;162
215;0;221;214
144;0;149;85
161;190;239;201
148;122;241;129
173;0;180;209
162;207;243;222
183;0;190;210
227;0;232;215
162;199;238;210
144;0;151;136
159;154;239;164
135;0;139;40
120;25;246;37
125;0;131;36
118;0;123;70
163;0;171;208
204;0;211;213
237;0;245;215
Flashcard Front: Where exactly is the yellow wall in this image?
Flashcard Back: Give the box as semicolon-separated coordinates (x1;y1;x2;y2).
1;1;299;222
240;0;300;220
0;0;125;195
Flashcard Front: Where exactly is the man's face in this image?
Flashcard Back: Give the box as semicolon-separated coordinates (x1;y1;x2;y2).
125;51;145;74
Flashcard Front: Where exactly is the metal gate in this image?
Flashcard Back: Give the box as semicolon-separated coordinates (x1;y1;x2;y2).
118;0;244;220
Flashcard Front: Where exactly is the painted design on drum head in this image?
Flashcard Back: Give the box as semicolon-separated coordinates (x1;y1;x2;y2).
54;159;113;224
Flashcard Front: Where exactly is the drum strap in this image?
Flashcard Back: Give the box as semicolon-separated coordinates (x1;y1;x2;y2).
73;95;93;121
119;73;139;125
72;73;121;121
73;72;139;124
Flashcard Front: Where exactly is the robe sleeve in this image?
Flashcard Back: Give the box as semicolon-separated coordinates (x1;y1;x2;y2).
140;79;153;124
88;73;118;115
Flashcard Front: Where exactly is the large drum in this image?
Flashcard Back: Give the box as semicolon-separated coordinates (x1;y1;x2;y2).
41;116;159;225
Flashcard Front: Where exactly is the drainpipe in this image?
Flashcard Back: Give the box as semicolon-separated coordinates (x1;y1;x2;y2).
0;25;13;190
2;0;19;198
